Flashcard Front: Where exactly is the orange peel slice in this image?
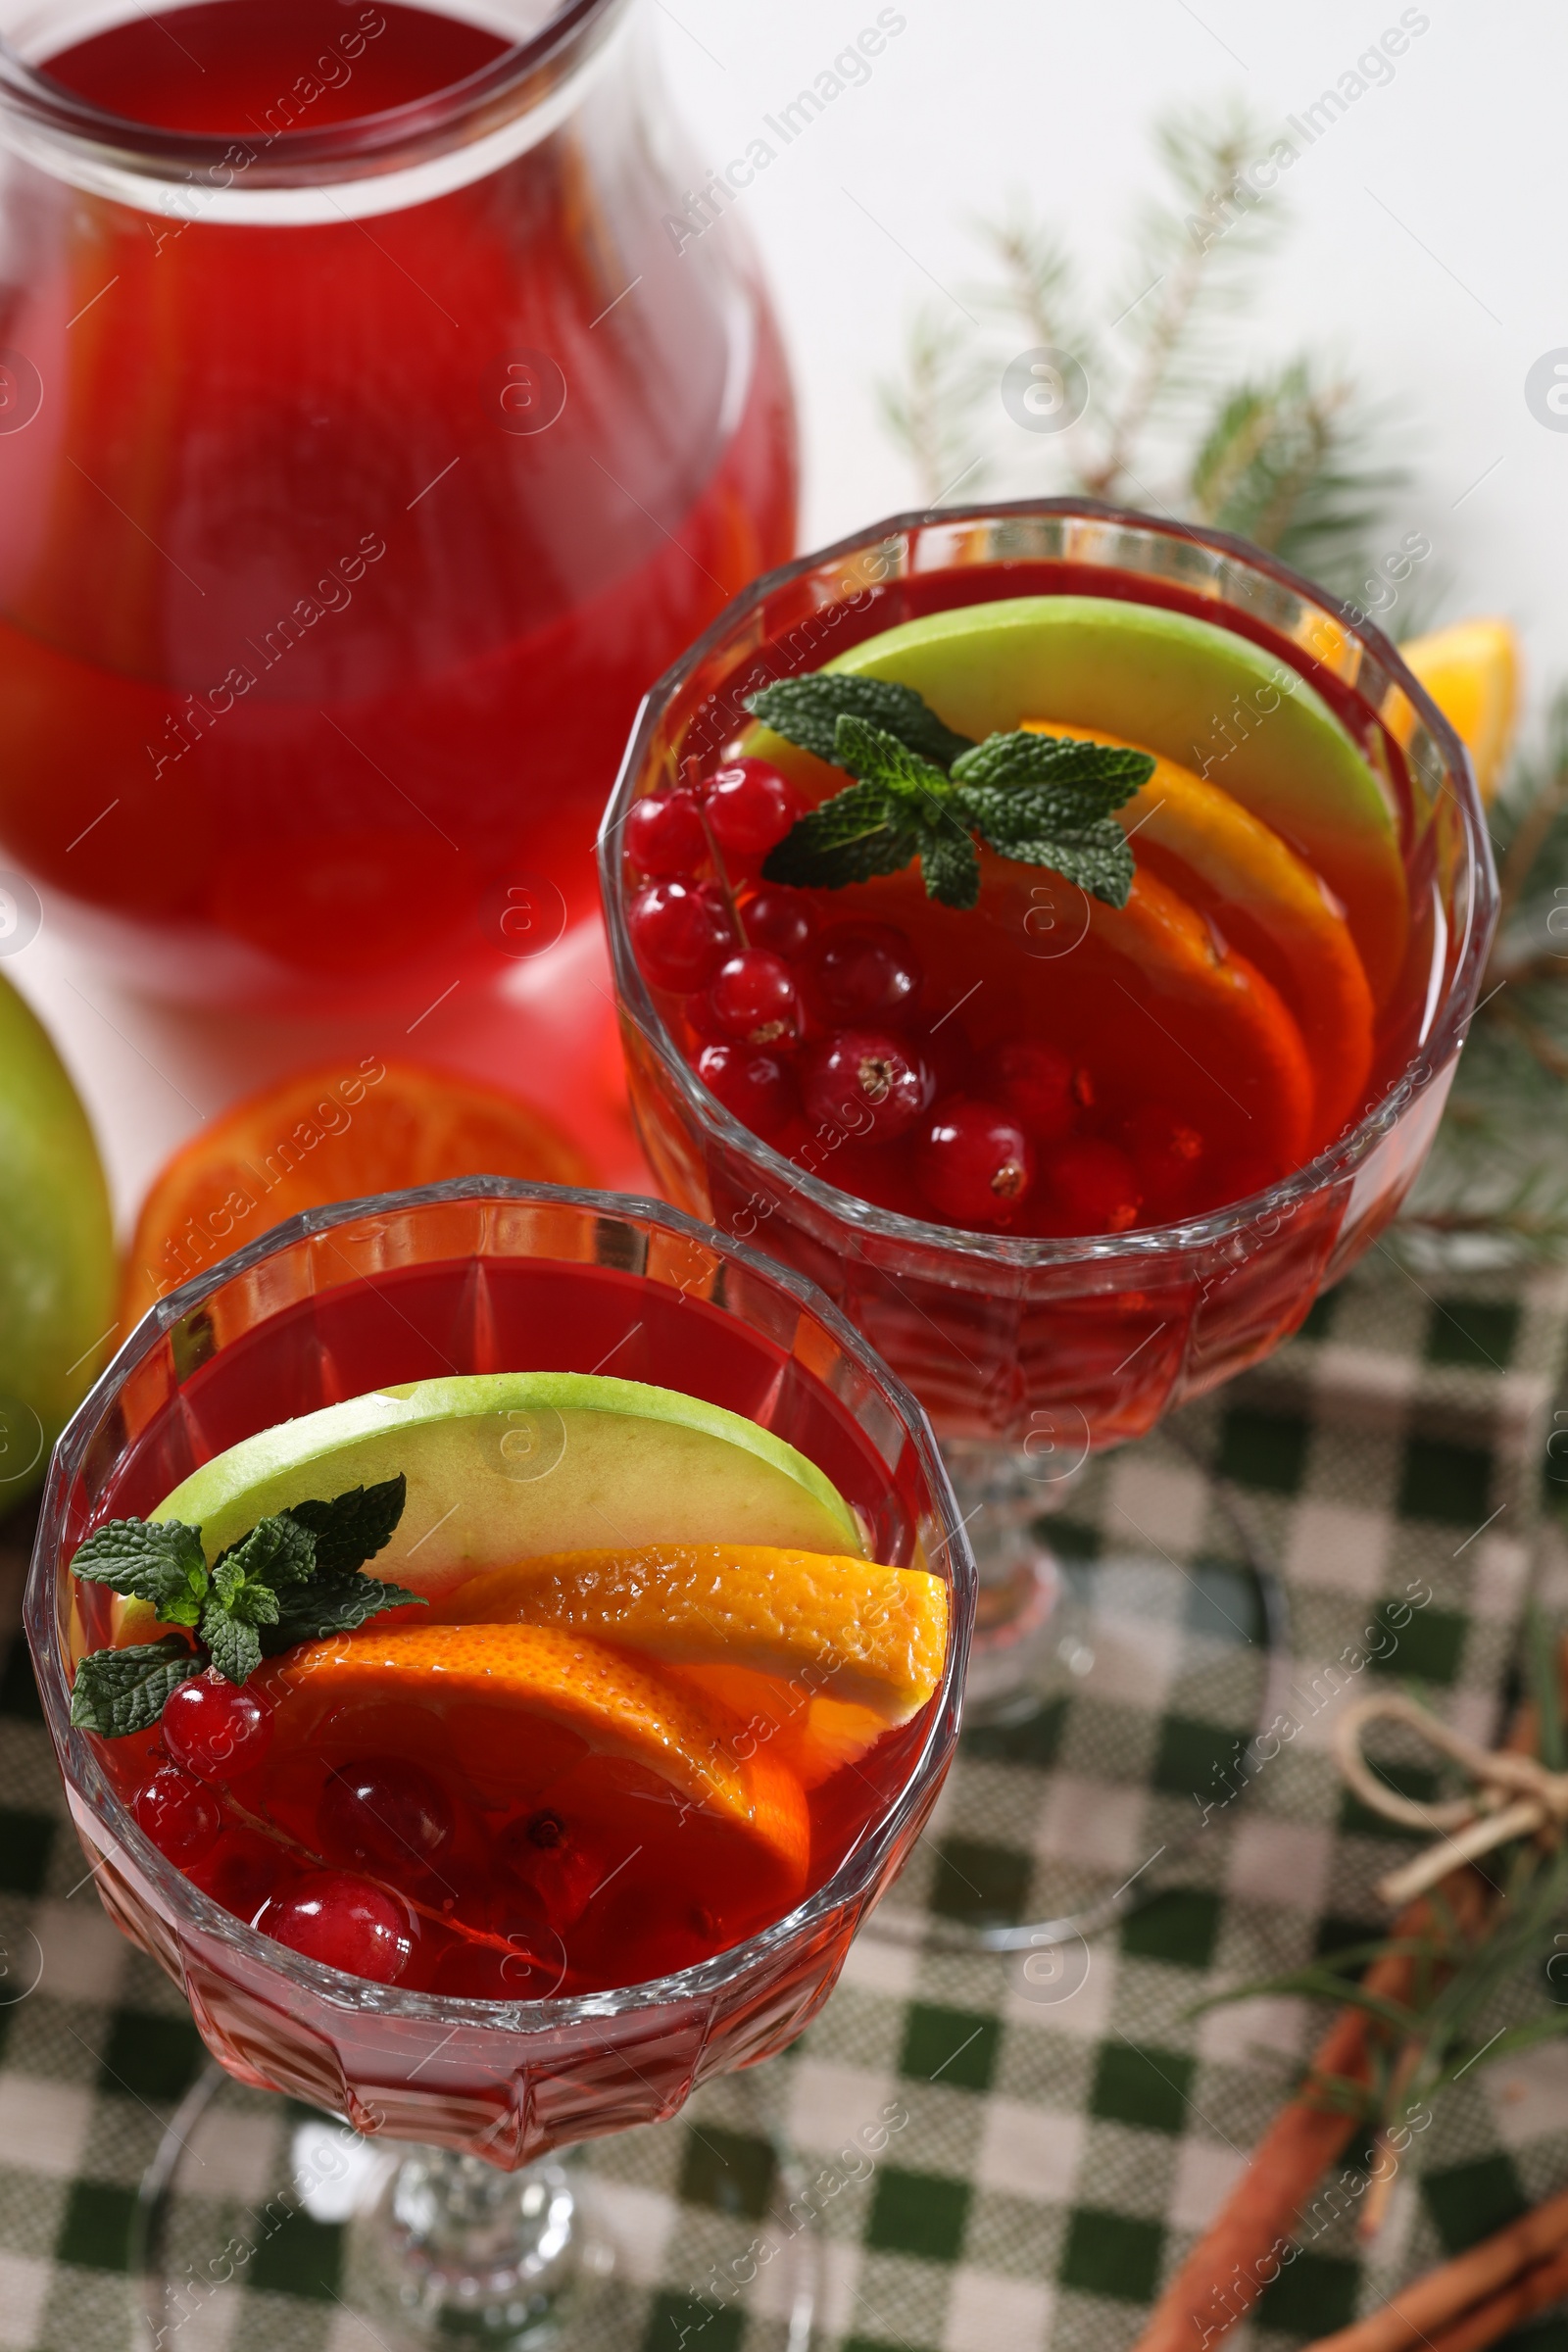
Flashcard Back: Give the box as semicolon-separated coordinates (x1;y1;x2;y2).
433;1544;950;1724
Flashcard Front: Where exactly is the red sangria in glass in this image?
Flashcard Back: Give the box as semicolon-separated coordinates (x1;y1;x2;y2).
602;500;1496;1728
25;1180;970;2344
0;0;795;1004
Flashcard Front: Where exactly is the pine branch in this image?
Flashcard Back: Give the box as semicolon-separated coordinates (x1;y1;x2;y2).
877;306;989;508
971;200;1092;371
1084;103;1282;499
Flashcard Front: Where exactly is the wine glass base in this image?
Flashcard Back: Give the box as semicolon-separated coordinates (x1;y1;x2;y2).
132;2058;820;2352
864;1423;1293;1955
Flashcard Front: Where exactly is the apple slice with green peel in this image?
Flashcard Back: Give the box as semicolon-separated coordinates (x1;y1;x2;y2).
750;596;1407;1005
111;1373;864;1642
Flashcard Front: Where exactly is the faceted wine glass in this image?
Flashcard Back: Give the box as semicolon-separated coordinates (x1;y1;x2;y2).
24;1178;972;2346
600;498;1497;1738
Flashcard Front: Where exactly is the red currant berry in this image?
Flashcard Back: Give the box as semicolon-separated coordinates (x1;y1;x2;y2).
498;1811;606;1931
1122;1103;1205;1220
192;1827;286;1924
162;1671;273;1784
318;1757;455;1875
685;986;730;1045
704;759;801;856
709;950;801;1047
1041;1136;1142;1234
978;1037;1076;1142
134;1765;220;1866
801;1029;933;1143
625;790;708;880
627;879;735;992
808;923;922;1022
696;1043;796;1137
914;1099;1034;1226
744;887;817;961
255;1871;415;1984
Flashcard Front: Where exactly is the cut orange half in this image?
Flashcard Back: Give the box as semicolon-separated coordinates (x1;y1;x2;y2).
434;1544;949;1723
262;1621;809;1886
1023;720;1374;1146
120;1059;595;1331
1400;618;1520;805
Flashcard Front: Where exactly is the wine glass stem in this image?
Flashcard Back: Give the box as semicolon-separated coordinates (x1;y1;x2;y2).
942;1440;1077;1723
352;2144;584;2349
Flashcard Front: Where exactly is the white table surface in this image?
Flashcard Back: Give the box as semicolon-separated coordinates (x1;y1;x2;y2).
8;0;1564;1232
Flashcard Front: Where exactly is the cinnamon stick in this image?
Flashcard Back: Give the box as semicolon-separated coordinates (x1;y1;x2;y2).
1304;2190;1568;2352
1132;1876;1491;2352
1130;1952;1408;2352
1421;2242;1568;2352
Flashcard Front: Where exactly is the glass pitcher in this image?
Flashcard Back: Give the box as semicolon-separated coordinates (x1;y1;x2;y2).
0;0;796;1006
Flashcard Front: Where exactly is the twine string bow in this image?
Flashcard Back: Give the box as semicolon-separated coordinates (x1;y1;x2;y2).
1333;1690;1568;1908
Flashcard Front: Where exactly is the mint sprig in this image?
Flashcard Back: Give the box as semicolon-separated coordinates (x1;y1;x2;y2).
68;1476;423;1739
746;675;1153;911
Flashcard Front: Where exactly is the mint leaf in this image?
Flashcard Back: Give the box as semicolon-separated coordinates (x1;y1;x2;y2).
281;1476;407;1576
214;1514;316;1590
950;733;1151;909
261;1571;426;1653
761;779;918;890
70;1519;208;1628
746;675;974;770
70;1638;203;1738
202;1606;262;1687
201;1515;309;1685
949;730;1154;813
919;828;982;909
831;715;956;808
964;793;1137;906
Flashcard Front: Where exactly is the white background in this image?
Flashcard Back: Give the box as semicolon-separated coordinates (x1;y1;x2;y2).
13;0;1568;1231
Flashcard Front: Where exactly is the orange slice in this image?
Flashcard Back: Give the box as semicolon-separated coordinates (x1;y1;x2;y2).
120;1058;594;1330
434;1544;949;1722
664;1664;895;1790
1400;618;1520;805
262;1620;808;1886
1023;720;1374;1145
1083;867;1315;1171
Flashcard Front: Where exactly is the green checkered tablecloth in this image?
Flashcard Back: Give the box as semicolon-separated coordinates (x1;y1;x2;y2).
6;1252;1568;2352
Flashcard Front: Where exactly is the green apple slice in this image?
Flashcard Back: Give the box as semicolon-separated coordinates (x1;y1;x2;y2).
751;596;1408;1004
146;1373;864;1603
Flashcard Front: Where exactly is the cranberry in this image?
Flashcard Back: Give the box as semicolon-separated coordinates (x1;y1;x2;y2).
696;1043;796;1137
744;887;816;961
318;1756;455;1876
915;1099;1034;1226
802;1029;933;1142
808;923;922;1022
978;1038;1076;1142
255;1871;415;1984
627;879;735;993
625;790;709;880
162;1671;273;1784
1042;1136;1143;1234
134;1765;220;1866
704;758;801;856
708;950;802;1047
